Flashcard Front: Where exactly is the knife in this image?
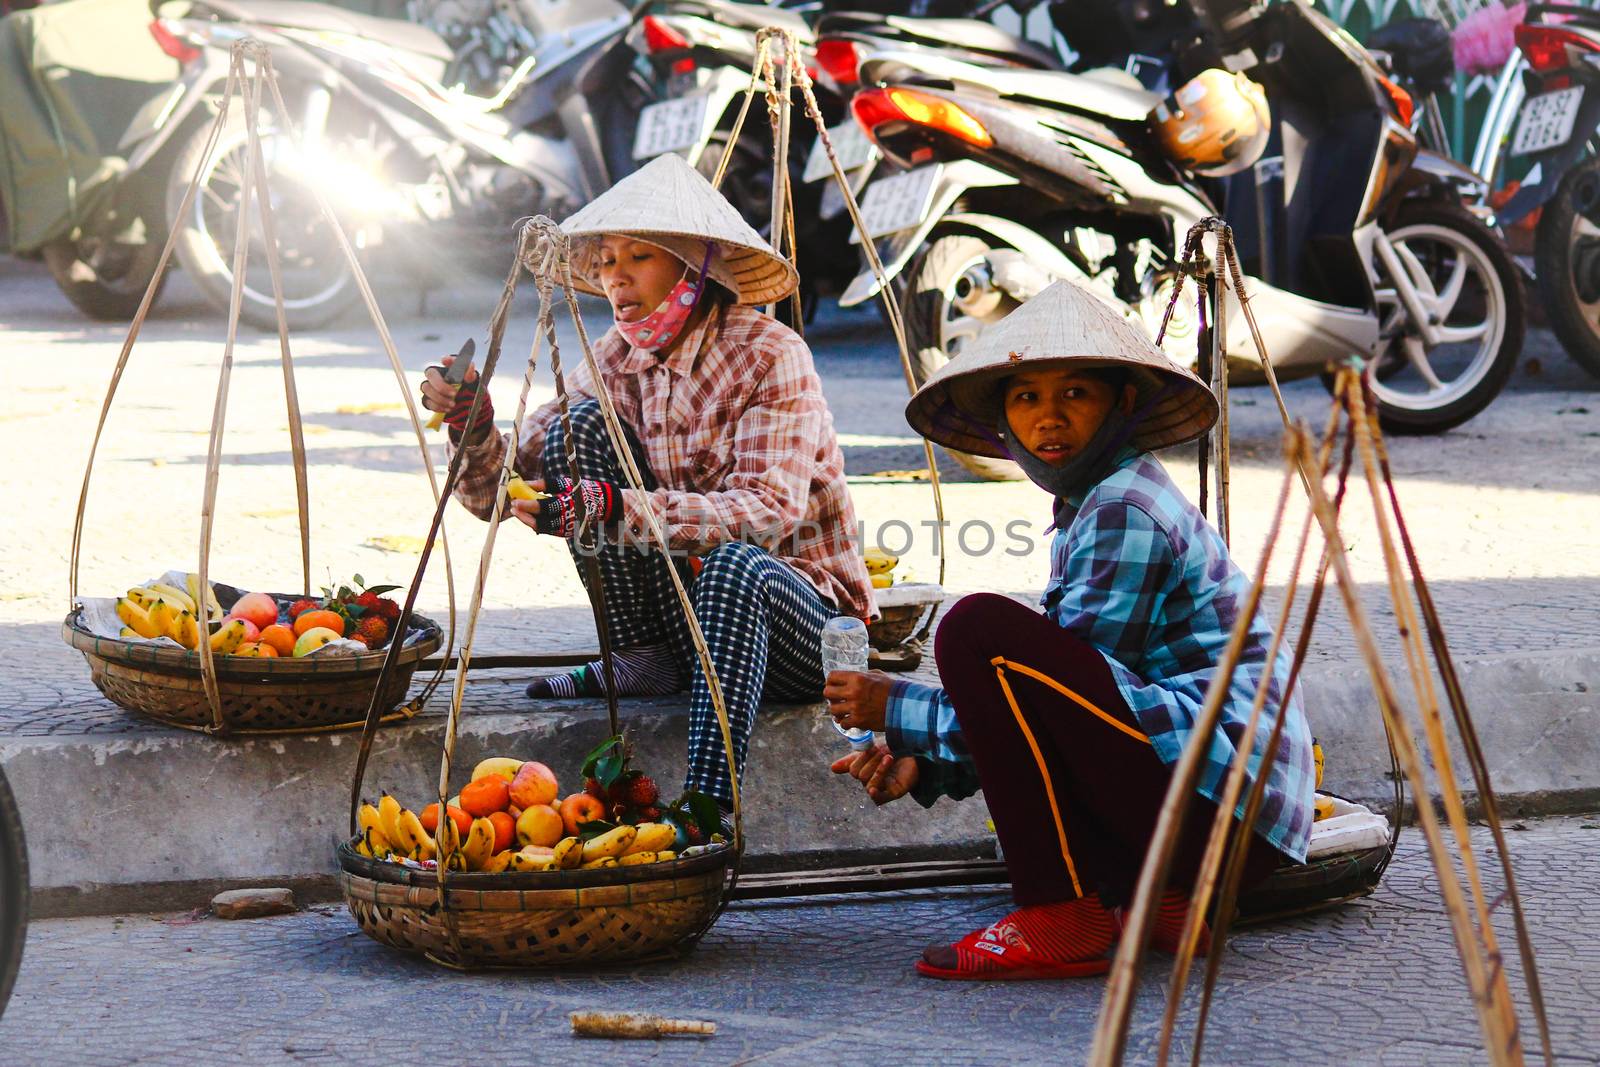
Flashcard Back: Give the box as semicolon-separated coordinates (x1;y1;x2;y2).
426;337;477;431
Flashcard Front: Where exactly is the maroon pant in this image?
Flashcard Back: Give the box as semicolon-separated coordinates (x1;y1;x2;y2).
934;593;1282;907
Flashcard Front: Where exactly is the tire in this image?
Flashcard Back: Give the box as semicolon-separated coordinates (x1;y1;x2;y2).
1363;202;1523;435
40;234;168;321
0;766;28;1022
1534;155;1600;378
166;114;355;331
904;232;1025;480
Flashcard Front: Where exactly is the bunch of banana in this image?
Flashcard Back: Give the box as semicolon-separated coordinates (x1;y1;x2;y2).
863;547;898;590
116;593;201;649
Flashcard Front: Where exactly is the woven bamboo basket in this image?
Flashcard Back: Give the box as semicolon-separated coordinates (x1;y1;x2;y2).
337;840;736;968
62;600;442;733
1236;844;1390;921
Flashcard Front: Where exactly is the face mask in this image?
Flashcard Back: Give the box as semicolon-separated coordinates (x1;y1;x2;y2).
613;243;717;354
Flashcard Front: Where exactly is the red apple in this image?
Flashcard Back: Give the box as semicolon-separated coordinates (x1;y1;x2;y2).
508;761;559;809
231;592;279;630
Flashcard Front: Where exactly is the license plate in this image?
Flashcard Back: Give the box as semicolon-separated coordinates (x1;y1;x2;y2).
803;121;875;183
1512;87;1584;156
850;164;941;244
632;95;710;160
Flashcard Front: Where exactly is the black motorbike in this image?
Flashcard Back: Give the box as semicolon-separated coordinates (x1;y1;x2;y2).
0;763;26;1022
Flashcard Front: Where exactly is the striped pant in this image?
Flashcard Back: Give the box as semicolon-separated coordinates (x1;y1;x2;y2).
545;400;837;805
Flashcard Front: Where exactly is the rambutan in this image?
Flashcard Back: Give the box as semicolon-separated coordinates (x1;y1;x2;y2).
352;614;390;649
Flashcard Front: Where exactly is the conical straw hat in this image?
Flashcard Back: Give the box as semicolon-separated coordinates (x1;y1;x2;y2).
557;154;798;306
905;279;1218;459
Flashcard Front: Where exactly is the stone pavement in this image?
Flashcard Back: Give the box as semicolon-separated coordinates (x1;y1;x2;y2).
0;815;1595;1066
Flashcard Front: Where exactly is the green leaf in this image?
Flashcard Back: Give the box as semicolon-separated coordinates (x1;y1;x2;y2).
593;754;623;789
353;573;365;587
579;735;623;779
682;791;722;838
576;818;616;841
365;584;402;596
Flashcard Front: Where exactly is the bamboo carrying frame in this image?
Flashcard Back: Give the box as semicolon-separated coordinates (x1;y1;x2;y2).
65;41;458;734
1088;223;1551;1067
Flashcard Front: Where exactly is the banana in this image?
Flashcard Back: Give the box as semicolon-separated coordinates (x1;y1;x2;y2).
209;618;248;654
146;598;179;643
149;583;197;615
580;856;619;870
510;850;558;872
461;817;496;870
480;850;513;874
377;795;405;851
393;807;436;861
116;598;163;639
358;802;384;837
506;476;550;501
655;850;676;862
354;832;373;858
185;573;225;620
125;587;160;610
580;825;637;863
471;757;523;783
625;823;677;855
173;608;200;649
1313;740;1325;790
118;626;139;639
552;836;584;870
1314;794;1336;822
618;851;659;866
870;573;892;589
863;548;898;575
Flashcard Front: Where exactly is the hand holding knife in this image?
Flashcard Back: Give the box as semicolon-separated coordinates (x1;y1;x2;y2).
425;337;477;432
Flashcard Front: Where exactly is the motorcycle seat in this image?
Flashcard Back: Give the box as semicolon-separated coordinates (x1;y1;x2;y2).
682;0;812;39
188;0;453;62
816;12;1061;70
983;66;1160;122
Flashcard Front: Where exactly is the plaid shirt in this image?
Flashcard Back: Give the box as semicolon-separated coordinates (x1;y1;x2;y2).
885;449;1315;863
448;302;875;620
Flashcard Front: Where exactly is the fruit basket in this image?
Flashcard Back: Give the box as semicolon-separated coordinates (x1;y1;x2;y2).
336;839;734;968
62;580;442;733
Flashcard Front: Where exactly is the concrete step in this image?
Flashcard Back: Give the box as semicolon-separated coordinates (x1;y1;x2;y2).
3;647;1597;918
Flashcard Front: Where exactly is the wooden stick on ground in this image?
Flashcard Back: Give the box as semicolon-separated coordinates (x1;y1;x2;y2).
570;1012;715;1038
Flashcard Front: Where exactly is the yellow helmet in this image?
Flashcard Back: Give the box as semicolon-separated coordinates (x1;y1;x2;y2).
1151;69;1271;178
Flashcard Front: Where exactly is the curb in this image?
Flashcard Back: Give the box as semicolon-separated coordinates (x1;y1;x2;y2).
4;646;1596;918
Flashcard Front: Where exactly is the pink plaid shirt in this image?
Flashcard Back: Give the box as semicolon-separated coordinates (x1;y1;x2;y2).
448;302;876;620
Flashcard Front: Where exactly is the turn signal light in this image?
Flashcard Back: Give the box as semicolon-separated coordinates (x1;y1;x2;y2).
816;39;864;87
1376;72;1414;126
851;87;993;148
148;19;201;64
641;15;691;54
1515;24;1598;73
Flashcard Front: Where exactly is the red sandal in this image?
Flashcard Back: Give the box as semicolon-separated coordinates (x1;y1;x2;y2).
915;895;1115;981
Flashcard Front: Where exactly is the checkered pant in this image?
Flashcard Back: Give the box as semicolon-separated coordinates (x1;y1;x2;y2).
545;400;837;805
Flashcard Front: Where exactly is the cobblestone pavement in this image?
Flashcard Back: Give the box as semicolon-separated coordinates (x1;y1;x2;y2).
0;815;1594;1065
2;258;1600;737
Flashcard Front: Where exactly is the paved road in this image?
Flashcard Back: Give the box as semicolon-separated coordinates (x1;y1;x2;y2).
2;257;1599;736
0;815;1593;1066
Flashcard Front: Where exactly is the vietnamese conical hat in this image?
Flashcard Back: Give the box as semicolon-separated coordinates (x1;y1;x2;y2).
905;280;1218;459
557;154;798;306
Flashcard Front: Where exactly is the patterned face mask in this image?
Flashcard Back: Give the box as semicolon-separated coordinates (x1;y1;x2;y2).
614;271;700;353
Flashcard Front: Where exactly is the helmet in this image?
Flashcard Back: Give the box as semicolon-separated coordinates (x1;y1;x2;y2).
1151;69;1271;178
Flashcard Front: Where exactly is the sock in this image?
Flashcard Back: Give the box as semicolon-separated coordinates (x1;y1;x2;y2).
923;895;1114;971
524;642;682;700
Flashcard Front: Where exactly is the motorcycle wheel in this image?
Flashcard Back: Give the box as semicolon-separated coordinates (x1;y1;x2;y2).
40;234;167;321
0;765;28;1022
1534;155;1600;378
1359;202;1523;435
904;232;1025;481
166;115;355;331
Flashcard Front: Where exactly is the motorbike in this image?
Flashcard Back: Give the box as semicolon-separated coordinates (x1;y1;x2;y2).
1494;3;1600;378
0;0;190;320
627;0;1066;320
149;0;649;329
839;0;1523;480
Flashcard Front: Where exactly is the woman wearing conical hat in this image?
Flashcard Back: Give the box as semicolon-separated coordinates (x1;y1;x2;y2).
824;281;1315;980
420;154;874;813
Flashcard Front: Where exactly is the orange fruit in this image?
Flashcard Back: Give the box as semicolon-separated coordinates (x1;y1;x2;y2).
459;776;510;818
487;810;515;853
420;803;472;838
258;623;296;657
293;609;345;638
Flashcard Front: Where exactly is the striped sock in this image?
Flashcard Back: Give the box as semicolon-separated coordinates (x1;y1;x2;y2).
1152;889;1210;956
524;642;683;700
922;894;1114;974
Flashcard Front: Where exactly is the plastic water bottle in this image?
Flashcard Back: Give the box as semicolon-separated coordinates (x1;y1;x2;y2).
821;616;875;751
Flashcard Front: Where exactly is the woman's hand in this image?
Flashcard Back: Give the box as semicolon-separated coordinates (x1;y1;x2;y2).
830;743;919;805
508;479;548;529
823;669;893;733
421;354;493;443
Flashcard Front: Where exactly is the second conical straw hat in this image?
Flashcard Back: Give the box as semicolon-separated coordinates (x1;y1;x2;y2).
557;154;799;306
905;280;1218;459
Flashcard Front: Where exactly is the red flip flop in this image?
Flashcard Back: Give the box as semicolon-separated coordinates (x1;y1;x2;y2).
915;899;1114;981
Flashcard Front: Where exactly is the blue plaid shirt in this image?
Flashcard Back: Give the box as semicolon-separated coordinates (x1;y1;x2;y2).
885;449;1315;863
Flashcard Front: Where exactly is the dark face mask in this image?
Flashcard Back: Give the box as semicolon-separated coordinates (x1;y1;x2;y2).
997;406;1133;529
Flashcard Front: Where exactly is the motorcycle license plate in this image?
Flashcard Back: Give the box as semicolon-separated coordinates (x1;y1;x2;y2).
1512;87;1585;156
850;164;942;244
633;95;711;160
803;121;875;183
